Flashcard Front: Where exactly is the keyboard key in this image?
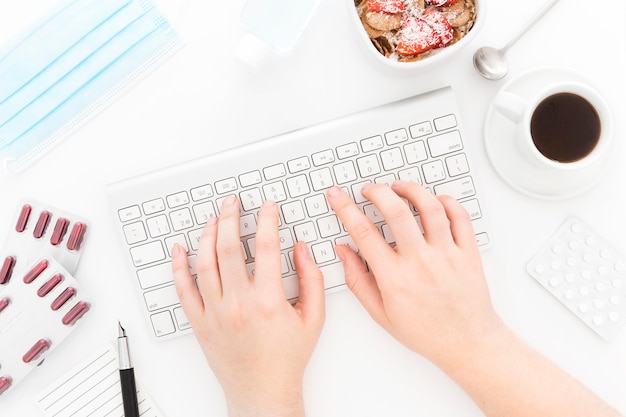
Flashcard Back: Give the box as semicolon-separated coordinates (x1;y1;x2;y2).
130;241;166;267
404;141;428;164
398;167;422;184
263;163;287;180
445;153;470;176
364;204;384;223
215;178;238;194
384;128;408;145
123;222;147;245
166;191;190;208
190;184;213;201
409;121;432;138
434;114;457;131
170;208;194;231
422;160;446;183
118;205;141;222
240;214;257;237
143;198;165;215
380;148;404;171
434;176;476;200
138;256;196;289
304;194;329;217
311;149;335;166
317;215;341;238
461;199;482;221
336;142;359;159
427;130;463;157
351;181;371;204
310;168;333;191
333;161;357;184
356;154;381;177
374;174;395;187
174;307;191;330
144;284;179;311
294;222;317;243
263;181;287;202
311;241;335;264
288;156;311;173
240;188;264;211
146;215;170;238
360;135;383;152
151;311;176;337
239;170;263;187
286;175;311;198
282;201;306;224
192;201;216;224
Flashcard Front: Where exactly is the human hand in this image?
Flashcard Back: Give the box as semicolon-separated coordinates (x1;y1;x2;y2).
327;181;502;367
172;197;325;417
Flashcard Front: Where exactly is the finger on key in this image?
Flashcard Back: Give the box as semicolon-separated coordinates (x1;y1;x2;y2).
359;182;425;251
194;216;223;301
326;186;395;262
215;196;250;295
172;244;206;321
392;181;454;247
252;200;285;300
438;195;478;251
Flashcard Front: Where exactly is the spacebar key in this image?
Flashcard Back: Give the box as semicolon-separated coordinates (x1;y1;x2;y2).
434;176;476;200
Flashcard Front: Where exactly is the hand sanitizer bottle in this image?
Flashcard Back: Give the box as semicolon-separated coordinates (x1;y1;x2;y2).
234;0;322;69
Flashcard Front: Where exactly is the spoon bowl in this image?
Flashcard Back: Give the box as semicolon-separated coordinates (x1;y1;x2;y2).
472;0;560;80
473;46;508;80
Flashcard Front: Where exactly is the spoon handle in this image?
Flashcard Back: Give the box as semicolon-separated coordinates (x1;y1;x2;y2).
504;0;560;51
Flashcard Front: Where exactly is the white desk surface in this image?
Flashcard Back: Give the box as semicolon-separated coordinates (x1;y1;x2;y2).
1;0;625;416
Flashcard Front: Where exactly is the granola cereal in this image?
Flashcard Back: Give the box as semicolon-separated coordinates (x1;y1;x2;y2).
354;0;477;62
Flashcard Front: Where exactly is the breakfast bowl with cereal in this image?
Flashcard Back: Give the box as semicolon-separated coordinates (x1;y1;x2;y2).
349;0;483;68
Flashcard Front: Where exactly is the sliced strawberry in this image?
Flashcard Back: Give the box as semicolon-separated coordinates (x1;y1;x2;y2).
425;0;458;6
395;10;454;56
367;0;405;14
395;15;439;56
420;9;454;47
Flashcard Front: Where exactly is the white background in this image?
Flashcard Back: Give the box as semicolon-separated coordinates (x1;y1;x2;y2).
1;0;625;416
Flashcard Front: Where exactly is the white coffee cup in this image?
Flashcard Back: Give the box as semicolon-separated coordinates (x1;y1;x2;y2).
492;81;613;171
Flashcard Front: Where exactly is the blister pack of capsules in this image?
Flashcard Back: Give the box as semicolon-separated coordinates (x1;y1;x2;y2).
0;201;91;397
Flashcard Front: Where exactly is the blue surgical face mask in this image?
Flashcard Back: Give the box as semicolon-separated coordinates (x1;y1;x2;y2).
0;0;183;178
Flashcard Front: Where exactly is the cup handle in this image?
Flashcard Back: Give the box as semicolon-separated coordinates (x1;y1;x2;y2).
493;91;527;123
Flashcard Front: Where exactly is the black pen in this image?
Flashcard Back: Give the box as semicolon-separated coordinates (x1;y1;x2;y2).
118;321;140;417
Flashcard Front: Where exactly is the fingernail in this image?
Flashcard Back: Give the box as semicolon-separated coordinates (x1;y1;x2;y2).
327;186;341;198
392;180;405;187
262;200;276;208
222;196;236;207
172;243;182;257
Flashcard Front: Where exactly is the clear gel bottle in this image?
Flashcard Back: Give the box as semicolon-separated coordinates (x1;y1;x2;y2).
234;0;322;69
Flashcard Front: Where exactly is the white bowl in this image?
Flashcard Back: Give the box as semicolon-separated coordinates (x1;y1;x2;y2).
347;0;484;70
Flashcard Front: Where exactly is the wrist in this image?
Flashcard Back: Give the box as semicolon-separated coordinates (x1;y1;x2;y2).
225;385;305;417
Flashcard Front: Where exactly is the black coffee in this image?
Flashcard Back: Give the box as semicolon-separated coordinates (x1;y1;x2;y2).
530;93;601;163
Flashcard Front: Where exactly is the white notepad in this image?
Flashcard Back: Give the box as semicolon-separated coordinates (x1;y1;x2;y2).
35;343;165;417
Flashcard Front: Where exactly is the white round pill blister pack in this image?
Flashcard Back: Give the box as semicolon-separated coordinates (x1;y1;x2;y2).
527;216;626;341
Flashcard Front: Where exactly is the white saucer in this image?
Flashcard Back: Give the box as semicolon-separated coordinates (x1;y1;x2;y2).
484;66;614;200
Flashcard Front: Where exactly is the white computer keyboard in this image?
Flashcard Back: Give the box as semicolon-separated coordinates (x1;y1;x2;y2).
107;87;491;340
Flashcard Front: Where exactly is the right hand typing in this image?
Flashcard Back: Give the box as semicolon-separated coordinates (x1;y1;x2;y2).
326;181;503;366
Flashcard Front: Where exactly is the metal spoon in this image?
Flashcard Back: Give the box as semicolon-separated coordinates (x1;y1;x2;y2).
473;0;561;80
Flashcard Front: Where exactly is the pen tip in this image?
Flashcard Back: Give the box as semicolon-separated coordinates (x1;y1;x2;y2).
118;321;126;337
